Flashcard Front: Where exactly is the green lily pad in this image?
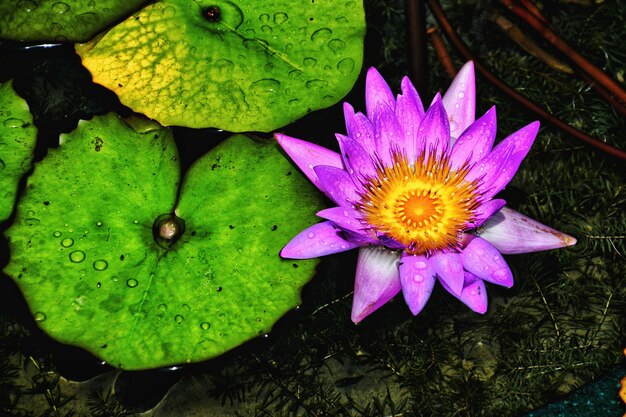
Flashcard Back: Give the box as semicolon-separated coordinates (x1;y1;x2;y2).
3;113;323;370
0;80;37;223
76;0;365;132
0;0;149;42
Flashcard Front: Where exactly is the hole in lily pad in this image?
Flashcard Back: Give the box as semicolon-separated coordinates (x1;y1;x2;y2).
152;213;186;249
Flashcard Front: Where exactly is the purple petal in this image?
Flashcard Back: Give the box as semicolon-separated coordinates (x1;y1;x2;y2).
351;246;401;323
280;221;361;259
275;134;342;193
314;165;361;206
344;103;376;151
399;76;425;119
440;271;488;314
465;138;515;197
366;67;396;121
430;252;464;296
469;121;539;200
460;236;514;287
442;61;476;143
449;106;497;170
396;77;425;162
317;206;370;237
483;122;540;199
399;252;436;315
374;103;405;165
479;207;577;254
415;95;450;157
335;133;377;179
473;199;506;227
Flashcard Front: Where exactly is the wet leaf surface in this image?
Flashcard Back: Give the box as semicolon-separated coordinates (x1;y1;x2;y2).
0;0;149;42
3;113;323;369
0;80;37;223
76;0;365;131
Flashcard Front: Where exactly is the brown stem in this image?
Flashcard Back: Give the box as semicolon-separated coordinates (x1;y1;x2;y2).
500;0;626;112
427;26;456;78
426;0;626;161
518;0;550;26
405;0;429;97
512;0;626;119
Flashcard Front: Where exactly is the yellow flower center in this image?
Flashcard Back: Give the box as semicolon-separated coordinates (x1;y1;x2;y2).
358;150;481;255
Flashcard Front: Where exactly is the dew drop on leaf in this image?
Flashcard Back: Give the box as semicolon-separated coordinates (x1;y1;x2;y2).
51;2;70;14
174;314;184;324
126;278;138;288
273;12;288;24
3;118;25;128
337;58;355;74
69;250;86;263
34;311;46;322
311;27;332;43
60;237;74;248
16;0;37;12
53;231;62;238
93;260;108;271
328;39;345;53
200;322;211;330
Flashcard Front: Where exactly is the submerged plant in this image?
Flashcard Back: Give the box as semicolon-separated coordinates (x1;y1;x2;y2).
277;61;577;323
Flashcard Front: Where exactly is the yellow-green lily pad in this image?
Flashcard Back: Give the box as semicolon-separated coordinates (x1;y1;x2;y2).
3;113;323;370
0;0;149;42
76;0;365;132
0;80;37;223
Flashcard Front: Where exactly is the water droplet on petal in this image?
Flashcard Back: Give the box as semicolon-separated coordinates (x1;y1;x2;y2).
61;237;74;248
93;260;108;271
413;275;424;283
69;250;85;263
415;261;427;269
34;311;46;322
494;269;507;280
457;91;465;99
307;232;316;239
126;278;138;288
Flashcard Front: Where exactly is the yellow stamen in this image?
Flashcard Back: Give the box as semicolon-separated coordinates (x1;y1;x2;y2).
358;150;480;255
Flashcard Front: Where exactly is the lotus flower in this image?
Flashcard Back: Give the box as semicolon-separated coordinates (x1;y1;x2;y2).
276;62;576;323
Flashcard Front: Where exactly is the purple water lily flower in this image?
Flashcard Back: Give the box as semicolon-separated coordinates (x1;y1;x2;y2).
276;62;576;323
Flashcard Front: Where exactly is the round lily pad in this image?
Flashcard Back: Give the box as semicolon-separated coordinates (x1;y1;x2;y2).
0;0;149;42
3;113;323;369
76;0;365;132
0;80;37;223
